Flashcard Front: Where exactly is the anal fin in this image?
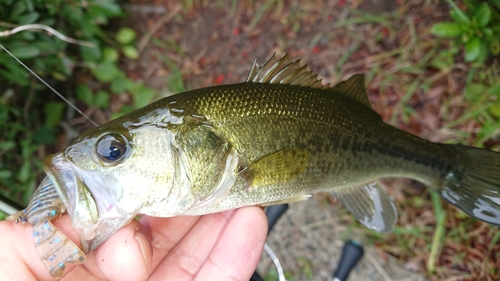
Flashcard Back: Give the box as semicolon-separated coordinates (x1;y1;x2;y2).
260;194;311;207
332;182;397;232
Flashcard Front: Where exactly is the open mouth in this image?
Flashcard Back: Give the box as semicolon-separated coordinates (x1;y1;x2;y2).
42;152;137;252
43;153;102;251
43;153;78;215
43;152;100;227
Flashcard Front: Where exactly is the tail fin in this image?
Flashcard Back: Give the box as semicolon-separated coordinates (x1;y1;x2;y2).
441;145;500;226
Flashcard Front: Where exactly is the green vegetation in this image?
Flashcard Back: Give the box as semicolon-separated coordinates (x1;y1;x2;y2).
0;0;157;211
431;0;500;63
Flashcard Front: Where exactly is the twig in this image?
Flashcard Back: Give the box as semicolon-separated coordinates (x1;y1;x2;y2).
0;24;95;48
364;251;393;281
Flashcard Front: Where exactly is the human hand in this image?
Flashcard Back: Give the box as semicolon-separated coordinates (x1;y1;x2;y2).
0;206;267;281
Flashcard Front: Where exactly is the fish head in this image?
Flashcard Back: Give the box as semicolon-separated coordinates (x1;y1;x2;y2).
43;116;192;252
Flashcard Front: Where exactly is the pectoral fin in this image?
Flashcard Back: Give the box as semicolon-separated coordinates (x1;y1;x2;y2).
33;221;85;279
332;182;397;232
248;147;310;187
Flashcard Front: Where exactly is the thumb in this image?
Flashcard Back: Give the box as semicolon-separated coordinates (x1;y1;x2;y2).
84;219;153;281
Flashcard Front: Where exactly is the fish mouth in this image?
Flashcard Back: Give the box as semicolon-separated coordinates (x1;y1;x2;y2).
43;153;101;252
43;153;137;252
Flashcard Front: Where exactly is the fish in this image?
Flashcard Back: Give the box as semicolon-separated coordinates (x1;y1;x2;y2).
7;53;500;279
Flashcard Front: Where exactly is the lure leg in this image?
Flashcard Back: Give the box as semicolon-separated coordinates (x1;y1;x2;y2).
7;176;86;279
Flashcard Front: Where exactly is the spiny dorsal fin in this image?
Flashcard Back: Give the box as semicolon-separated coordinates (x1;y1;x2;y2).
246;54;372;108
246;53;330;90
331;74;372;108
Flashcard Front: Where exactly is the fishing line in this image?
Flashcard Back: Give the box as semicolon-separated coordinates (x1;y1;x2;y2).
264;243;287;281
0;44;98;127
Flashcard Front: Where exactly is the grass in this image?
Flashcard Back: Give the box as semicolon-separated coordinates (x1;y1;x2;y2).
428;192;446;275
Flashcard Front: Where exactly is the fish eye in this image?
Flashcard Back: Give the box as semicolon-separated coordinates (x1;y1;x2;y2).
95;133;128;165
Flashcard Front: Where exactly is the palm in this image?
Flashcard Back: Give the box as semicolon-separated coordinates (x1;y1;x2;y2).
0;207;267;281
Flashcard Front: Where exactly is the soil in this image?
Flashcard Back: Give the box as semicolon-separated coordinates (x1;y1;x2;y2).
258;199;425;280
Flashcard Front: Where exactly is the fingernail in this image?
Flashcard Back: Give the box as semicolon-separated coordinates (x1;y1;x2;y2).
134;228;152;275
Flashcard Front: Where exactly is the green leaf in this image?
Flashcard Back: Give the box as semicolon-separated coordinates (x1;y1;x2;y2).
0;170;13;180
122;45;139;59
116;27;137;44
465;37;481;62
0;141;15;151
447;0;470;24
93;90;110;108
51;71;66;81
489;103;500;118
132;86;157;108
18;12;39;25
431;50;455;70
44;101;64;128
475;40;490;63
102;47;119;63
110;76;128;94
10;46;40;59
0;63;30;85
489;83;500;96
431;22;462;37
11;1;27;19
17;161;31;183
465;83;486;102
76;84;94;105
482;27;493;41
80;44;101;62
474;3;491;27
22;31;36;41
91;62;120;82
24;0;34;11
96;1;123;16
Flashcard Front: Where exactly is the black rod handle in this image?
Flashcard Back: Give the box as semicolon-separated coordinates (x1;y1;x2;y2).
332;240;364;281
265;204;289;234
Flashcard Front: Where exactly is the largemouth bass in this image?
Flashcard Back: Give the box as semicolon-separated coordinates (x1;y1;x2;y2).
8;54;500;278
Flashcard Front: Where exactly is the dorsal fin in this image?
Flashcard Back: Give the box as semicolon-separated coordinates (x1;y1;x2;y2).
246;53;372;108
246;53;330;90
331;74;372;108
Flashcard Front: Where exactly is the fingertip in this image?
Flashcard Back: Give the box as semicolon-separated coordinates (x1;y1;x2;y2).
90;220;152;281
134;226;153;275
195;206;268;280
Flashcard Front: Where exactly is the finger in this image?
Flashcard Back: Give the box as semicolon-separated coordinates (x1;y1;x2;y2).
194;207;267;281
138;215;201;270
0;220;42;280
148;210;237;280
81;219;152;281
